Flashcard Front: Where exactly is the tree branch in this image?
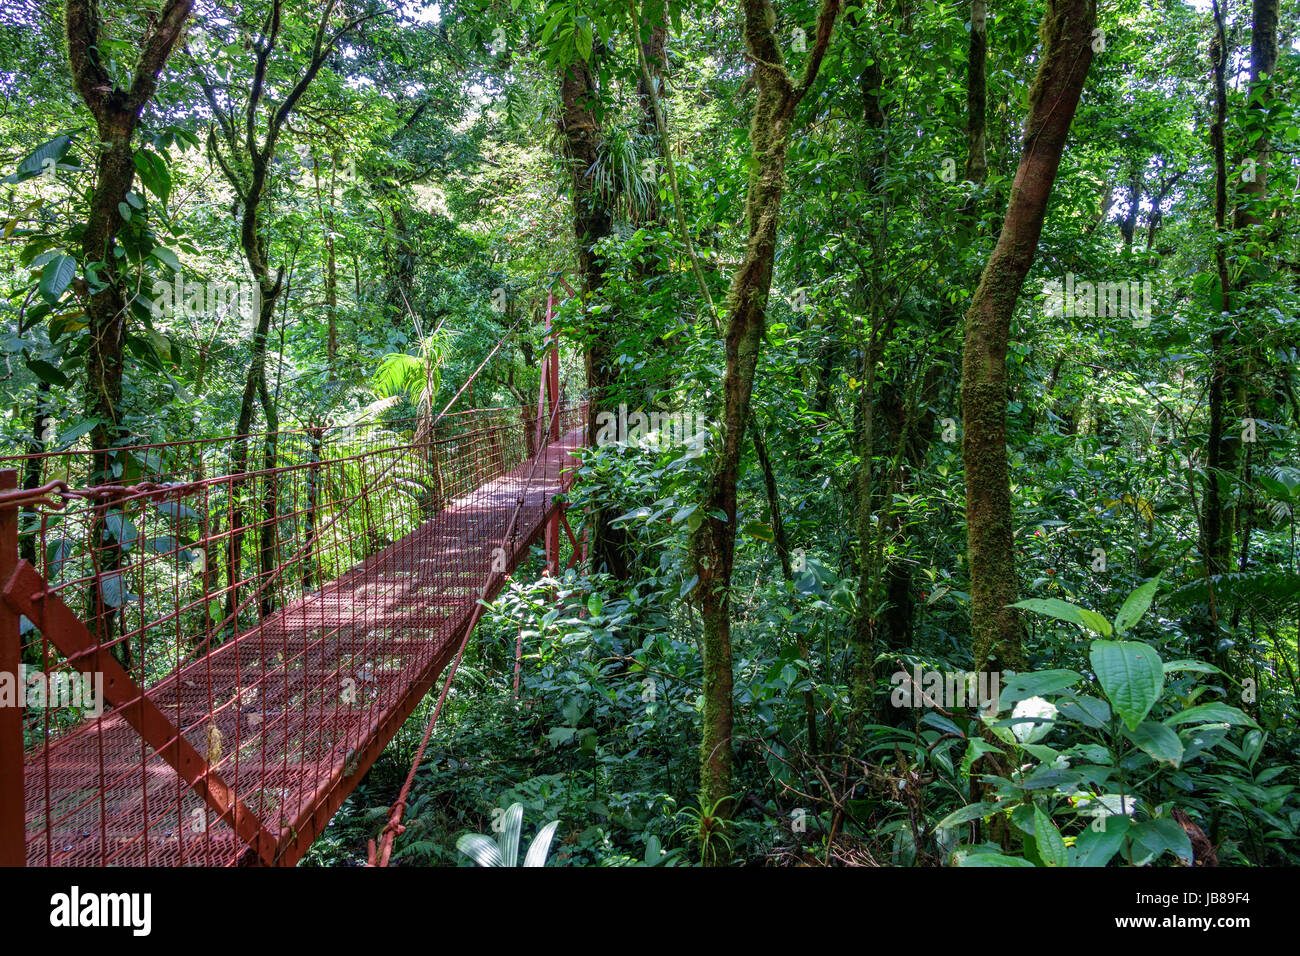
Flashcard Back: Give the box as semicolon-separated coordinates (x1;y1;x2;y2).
126;0;195;114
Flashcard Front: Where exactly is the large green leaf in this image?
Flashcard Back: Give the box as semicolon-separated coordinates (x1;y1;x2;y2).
133;149;172;202
149;246;182;273
998;669;1083;707
1090;640;1164;731
934;801;999;830
1164;702;1258;728
26;358;69;388
39;254;76;304
104;513;139;551
1125;720;1184;766
1073;815;1130;867
99;572;136;608
3;134;72;184
1032;805;1068;867
1057;694;1111;729
1113;576;1160;634
1163;659;1223;675
952;850;1036;867
1129;818;1192;865
1010;598;1111;636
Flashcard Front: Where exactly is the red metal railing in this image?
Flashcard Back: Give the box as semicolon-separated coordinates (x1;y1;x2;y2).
0;401;587;866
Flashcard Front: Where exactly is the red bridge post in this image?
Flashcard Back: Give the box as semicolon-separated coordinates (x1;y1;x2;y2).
0;469;24;866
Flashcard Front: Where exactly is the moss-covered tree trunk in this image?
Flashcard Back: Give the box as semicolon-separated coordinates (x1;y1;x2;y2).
67;0;192;660
1203;0;1278;579
962;0;1095;671
560;53;633;579
66;0;193;477
964;0;988;187
691;0;840;863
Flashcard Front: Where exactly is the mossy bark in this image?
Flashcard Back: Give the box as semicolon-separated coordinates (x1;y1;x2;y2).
559;53;632;580
692;0;840;863
66;0;194;476
962;0;1095;671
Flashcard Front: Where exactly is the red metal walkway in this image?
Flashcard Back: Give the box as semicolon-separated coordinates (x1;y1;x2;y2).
0;403;586;866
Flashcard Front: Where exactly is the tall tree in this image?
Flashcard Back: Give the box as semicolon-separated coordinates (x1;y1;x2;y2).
962;0;1096;671
559;43;636;579
691;0;840;860
191;0;380;614
65;0;193;479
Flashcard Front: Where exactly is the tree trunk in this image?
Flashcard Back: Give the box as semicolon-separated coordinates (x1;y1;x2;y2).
964;0;988;186
962;0;1095;671
751;421;817;750
66;0;194;475
691;0;840;862
559;53;632;579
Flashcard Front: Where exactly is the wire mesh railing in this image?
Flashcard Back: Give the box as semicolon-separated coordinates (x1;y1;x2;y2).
0;401;587;866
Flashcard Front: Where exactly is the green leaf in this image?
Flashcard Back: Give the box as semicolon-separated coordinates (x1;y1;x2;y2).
1163;659;1223;675
99;572;136;608
961;739;1002;775
1114;576;1160;634
1130;818;1193;865
152;498;199;522
1010;598;1110;636
1057;695;1111;729
1073;814;1130;867
26;358;69;388
934;801;998;830
998;669;1083;707
55;419;97;449
679;574;698;598
1164;702;1258;728
575;22;593;60
1090;640;1164;731
1076;607;1114;637
3;134;71;184
1125;720;1184;766
1032;805;1068;867
149;246;181;273
45;538;74;579
952;850;1036;867
133;149;172;202
38;254;76;304
104;513;139;551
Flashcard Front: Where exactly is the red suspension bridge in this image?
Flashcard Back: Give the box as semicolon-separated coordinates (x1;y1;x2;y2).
0;301;591;867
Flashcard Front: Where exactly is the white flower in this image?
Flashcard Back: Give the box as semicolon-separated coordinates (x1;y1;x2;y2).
1011;696;1058;744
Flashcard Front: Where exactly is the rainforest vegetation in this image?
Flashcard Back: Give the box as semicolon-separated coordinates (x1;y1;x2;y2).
0;0;1298;868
